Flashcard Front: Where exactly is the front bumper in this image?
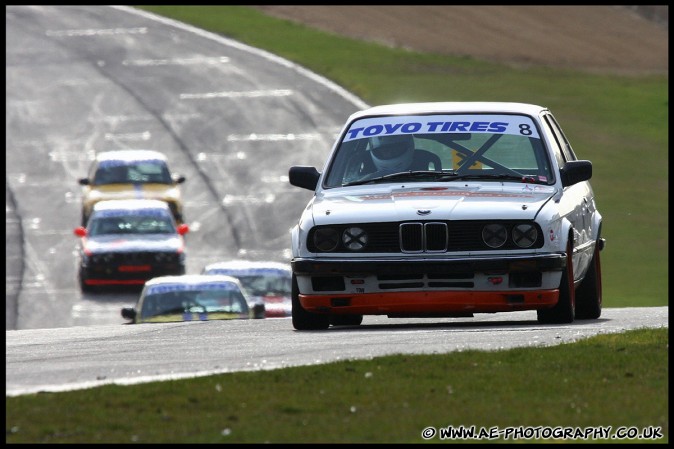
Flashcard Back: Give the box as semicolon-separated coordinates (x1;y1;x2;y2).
292;253;565;276
299;290;559;316
81;261;185;286
292;253;565;316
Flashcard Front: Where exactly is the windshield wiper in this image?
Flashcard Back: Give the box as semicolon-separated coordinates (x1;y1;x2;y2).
342;170;449;187
442;173;544;183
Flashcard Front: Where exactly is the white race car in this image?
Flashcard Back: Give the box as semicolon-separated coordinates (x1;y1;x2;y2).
201;260;292;319
288;102;604;330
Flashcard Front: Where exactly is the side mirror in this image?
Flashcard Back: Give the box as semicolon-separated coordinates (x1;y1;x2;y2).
121;307;137;321
560;160;592;187
172;174;186;184
177;223;189;235
78;178;90;186
74;227;87;237
289;166;320;191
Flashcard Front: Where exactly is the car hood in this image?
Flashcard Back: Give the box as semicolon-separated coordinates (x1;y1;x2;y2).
86;184;180;202
84;234;184;252
311;183;557;224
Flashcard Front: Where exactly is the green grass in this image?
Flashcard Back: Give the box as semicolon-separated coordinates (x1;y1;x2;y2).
6;328;668;443
134;6;668;307
6;6;667;444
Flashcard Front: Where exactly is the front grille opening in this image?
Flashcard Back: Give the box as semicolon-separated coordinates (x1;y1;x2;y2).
379;282;424;289
378;274;424;281
428;281;474;288
427;272;474;280
331;297;351;307
425;222;448;251
509;272;542;288
505;294;525;303
400;223;423;252
309;220;543;253
311;276;345;292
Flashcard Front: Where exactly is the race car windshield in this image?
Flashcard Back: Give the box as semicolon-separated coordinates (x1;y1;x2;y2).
324;114;554;188
88;214;176;236
93;160;172;185
205;272;291;297
140;289;248;319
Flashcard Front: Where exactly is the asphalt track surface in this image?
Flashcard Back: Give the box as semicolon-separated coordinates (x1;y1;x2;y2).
5;6;668;397
6;307;669;397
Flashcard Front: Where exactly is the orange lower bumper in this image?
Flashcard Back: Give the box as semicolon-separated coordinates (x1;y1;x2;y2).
300;290;559;315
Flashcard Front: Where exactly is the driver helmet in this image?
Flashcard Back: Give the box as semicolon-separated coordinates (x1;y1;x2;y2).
369;134;415;172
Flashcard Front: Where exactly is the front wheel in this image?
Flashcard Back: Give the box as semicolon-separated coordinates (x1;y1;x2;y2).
291;274;329;330
538;240;575;324
575;241;602;319
252;303;266;319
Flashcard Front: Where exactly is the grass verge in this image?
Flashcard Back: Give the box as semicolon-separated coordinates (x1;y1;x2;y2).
5;327;668;443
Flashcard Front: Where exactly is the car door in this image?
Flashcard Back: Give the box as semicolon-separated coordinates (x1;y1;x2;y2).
542;112;594;281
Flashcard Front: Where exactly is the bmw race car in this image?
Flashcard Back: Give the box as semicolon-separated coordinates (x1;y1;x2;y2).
121;274;252;324
202;260;293;318
78;149;186;226
288;102;604;330
74;199;188;292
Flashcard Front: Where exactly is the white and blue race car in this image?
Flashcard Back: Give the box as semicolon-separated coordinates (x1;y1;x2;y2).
288;102;604;330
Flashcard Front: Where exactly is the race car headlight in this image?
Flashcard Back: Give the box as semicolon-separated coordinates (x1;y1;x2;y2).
482;223;507;248
342;226;368;251
313;227;340;252
512;223;538;248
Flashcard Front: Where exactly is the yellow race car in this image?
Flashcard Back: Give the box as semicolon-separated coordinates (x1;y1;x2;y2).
78;150;185;226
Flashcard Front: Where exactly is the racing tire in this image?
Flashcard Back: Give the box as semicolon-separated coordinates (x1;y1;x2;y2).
330;314;363;326
575;241;602;320
291;273;330;330
537;239;575;324
252;303;266;319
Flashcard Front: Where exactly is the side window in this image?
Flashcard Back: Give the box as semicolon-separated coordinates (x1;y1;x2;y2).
542;115;565;170
546;113;577;163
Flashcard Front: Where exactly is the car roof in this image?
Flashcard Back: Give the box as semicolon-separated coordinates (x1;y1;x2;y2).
91;199;171;212
348;102;548;121
95;150;168;162
203;260;291;273
144;274;243;288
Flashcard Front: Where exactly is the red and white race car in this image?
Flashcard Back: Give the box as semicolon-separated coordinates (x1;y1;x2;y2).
201;260;292;319
74;199;188;292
